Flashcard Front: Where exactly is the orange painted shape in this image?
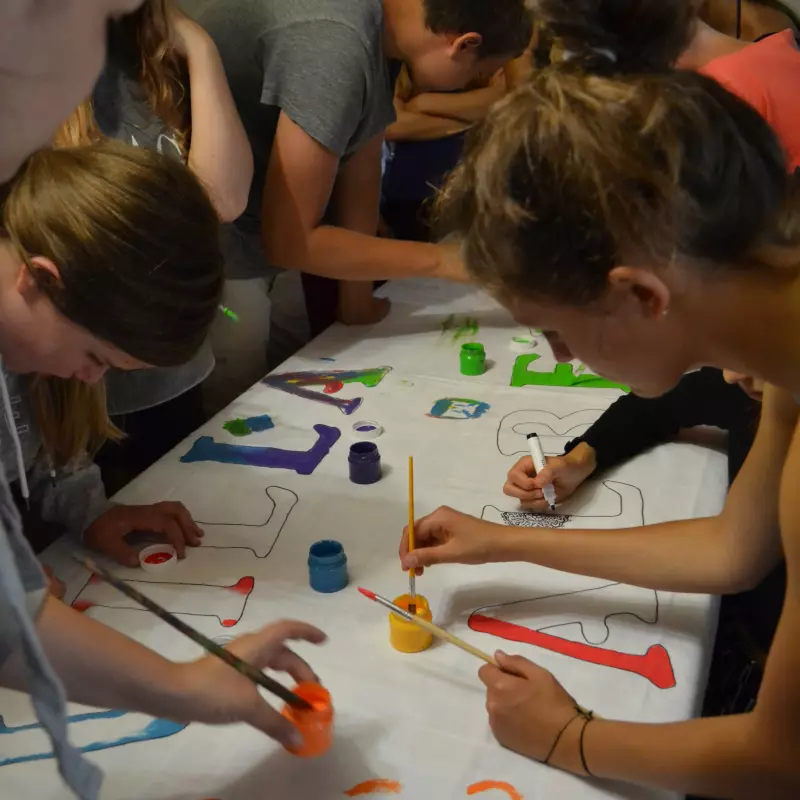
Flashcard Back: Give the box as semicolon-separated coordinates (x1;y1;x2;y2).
344;779;403;796
467;780;524;799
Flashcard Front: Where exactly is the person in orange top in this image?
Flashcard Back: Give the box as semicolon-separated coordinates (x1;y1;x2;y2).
685;28;800;168
535;0;800;167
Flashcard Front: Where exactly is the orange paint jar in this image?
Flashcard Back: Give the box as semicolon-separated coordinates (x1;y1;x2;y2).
281;682;334;758
389;593;433;653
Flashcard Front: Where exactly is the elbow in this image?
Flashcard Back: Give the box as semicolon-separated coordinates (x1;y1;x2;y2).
261;226;306;272
719;556;773;595
213;182;251;223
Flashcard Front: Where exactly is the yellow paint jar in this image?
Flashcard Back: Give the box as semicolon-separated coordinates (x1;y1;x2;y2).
389;593;433;653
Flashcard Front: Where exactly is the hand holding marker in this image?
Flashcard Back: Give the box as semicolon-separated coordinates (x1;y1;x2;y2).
527;433;556;511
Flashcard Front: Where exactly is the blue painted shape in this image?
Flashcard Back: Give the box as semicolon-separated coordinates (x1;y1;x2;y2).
245;413;274;433
428;397;491;420
181;424;341;475
0;710;186;766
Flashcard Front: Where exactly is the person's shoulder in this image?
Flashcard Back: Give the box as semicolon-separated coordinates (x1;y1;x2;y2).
702;29;800;77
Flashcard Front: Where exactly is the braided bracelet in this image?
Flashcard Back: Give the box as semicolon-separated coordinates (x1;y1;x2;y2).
544;704;594;767
578;710;597;777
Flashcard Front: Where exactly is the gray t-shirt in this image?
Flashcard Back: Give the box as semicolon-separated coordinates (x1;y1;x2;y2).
185;0;396;279
92;48;215;415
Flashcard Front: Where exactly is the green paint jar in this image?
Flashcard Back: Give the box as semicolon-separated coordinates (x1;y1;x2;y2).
460;342;486;376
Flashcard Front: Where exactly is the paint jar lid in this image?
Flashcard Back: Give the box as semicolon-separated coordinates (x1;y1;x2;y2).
509;335;538;353
139;544;177;573
351;420;383;439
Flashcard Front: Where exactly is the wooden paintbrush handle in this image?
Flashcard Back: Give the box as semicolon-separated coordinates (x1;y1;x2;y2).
409;615;498;666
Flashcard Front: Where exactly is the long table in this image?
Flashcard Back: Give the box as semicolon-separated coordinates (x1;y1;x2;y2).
0;280;727;799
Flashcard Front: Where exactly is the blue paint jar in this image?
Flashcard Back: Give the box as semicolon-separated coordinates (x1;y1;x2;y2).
348;442;382;485
308;540;349;593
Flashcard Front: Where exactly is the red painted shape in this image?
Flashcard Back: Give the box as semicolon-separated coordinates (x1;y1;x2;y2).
88;574;103;585
221;619;238;628
323;380;344;394
72;600;94;613
143;551;173;565
230;576;254;595
469;614;676;689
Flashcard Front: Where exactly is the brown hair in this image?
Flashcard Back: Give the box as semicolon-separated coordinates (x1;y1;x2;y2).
54;0;188;149
437;68;798;306
423;0;534;60
532;0;698;72
2;140;222;464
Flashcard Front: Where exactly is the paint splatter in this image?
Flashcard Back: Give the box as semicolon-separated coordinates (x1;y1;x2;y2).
344;779;403;796
467;780;524;799
511;354;629;391
181;424;341;475
428;397;491;420
319;357;336;362
223;414;275;437
246;414;275;432
263;367;391;415
0;710;186;766
441;314;480;343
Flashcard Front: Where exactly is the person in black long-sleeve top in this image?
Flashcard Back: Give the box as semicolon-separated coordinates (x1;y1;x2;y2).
504;367;784;718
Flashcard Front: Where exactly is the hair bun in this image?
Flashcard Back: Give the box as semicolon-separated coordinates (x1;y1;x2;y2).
562;46;619;76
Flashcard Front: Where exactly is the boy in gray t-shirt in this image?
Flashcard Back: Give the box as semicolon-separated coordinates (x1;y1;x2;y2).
185;0;532;323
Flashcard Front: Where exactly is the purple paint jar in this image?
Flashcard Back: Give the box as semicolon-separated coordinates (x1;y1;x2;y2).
348;442;382;484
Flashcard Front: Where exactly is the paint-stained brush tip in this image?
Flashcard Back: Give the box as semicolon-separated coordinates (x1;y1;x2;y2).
358;587;376;600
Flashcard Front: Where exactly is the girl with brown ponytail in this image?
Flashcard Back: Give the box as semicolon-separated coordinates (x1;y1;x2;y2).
399;68;800;797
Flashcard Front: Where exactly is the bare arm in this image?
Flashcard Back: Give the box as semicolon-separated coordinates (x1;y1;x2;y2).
1;596;324;744
405;75;507;124
326;133;389;325
405;385;795;595
261;111;466;281
172;7;253;222
385;110;470;142
540;397;800;797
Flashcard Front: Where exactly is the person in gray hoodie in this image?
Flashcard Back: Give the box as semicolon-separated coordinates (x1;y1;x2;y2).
0;141;325;800
0;364;206;581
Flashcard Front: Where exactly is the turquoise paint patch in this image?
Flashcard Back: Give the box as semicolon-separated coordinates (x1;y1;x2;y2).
428;397;491;420
223;413;275;437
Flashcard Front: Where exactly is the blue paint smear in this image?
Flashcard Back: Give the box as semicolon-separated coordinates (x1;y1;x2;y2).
181;424;341;475
429;397;491;420
0;710;186;766
244;413;274;432
318;357;336;362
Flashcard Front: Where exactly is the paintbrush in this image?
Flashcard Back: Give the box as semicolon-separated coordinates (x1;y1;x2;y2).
72;555;312;710
407;456;416;614
359;587;498;666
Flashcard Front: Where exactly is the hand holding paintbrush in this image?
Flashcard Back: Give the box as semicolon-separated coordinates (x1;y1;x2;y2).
71;554;331;749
